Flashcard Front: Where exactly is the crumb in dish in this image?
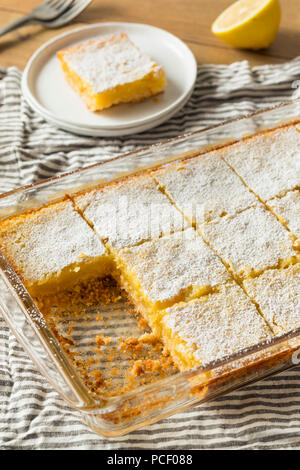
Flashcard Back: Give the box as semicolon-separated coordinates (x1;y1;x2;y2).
57;33;167;111
37;276;176;397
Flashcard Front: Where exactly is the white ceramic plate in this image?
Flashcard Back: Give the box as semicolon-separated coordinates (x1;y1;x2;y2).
23;87;193;137
22;22;197;136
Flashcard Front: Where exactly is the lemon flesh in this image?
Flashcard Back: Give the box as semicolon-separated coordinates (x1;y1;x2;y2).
212;0;281;50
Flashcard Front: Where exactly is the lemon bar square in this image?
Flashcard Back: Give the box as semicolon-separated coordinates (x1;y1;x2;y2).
112;227;231;331
244;265;300;335
153;150;257;224
268;190;300;239
72;174;188;250
160;283;273;371
57;33;167;111
221;126;300;201
200;205;299;280
0;200;112;297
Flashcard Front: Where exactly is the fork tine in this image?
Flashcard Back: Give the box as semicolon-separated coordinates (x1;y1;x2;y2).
43;0;61;6
43;0;72;10
62;0;91;19
53;0;72;8
46;0;91;28
52;0;72;8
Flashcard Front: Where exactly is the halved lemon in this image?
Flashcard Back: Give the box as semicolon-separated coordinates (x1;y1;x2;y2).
212;0;281;50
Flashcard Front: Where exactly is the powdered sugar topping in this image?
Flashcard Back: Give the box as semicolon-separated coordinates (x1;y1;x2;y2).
0;200;107;284
163;283;272;366
244;265;300;334
74;175;188;250
62;34;161;93
116;228;231;303
201;204;298;278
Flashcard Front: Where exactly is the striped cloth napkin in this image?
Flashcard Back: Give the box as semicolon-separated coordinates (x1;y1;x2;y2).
1;57;300;450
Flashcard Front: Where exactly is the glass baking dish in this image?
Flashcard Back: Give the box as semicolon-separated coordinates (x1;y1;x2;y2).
1;99;300;437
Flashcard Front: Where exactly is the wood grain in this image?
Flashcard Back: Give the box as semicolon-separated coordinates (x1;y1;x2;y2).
0;0;299;69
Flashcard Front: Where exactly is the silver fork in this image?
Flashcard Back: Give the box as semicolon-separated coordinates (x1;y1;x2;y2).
0;0;75;38
35;0;92;29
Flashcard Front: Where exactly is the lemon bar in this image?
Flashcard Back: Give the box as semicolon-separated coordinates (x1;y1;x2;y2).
268;190;300;239
111;228;231;331
200;205;299;280
153;150;257;224
0;200;112;297
160;283;273;371
244;265;300;335
57;33;167;111
221;125;300;201
72;174;188;250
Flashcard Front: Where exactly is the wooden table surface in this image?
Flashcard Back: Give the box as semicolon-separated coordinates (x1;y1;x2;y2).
0;0;299;69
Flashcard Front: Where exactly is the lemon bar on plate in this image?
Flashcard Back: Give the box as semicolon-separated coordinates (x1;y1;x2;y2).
0;200;112;297
160;283;273;371
72;174;188;250
244;265;300;335
57;33;167;111
112;227;231;332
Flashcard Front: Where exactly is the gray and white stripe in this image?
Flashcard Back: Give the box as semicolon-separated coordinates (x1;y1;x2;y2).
1;57;300;449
